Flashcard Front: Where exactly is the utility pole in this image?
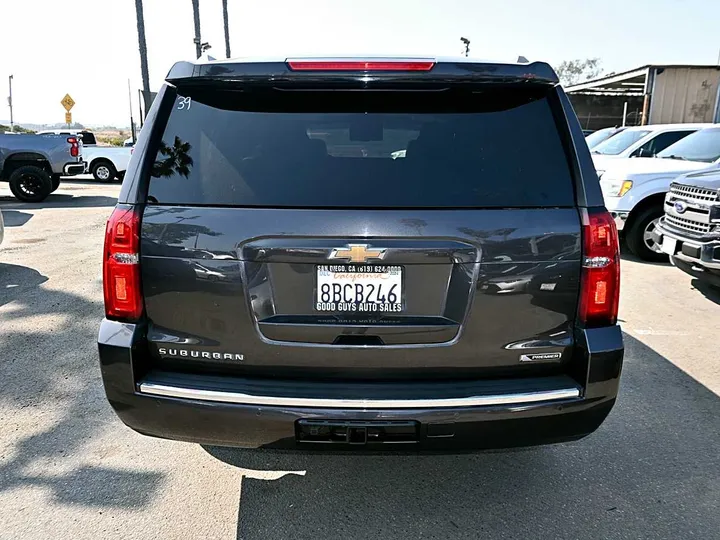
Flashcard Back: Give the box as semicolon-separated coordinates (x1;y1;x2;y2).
134;0;151;119
460;37;470;57
192;0;202;59
222;0;231;58
128;79;136;143
7;75;14;132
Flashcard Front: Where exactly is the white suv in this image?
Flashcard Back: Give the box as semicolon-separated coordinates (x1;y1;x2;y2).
592;123;711;177
600;126;720;260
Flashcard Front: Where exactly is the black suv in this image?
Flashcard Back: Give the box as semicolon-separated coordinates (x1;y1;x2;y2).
98;57;623;451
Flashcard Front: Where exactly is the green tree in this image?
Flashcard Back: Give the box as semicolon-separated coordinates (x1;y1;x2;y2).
555;58;603;86
0;124;35;133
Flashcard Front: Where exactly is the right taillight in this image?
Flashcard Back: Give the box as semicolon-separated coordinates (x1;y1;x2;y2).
579;208;620;327
67;137;79;157
103;206;143;321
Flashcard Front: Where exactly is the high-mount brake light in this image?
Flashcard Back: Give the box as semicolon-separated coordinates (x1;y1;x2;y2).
578;208;620;327
103;206;143;321
287;60;435;72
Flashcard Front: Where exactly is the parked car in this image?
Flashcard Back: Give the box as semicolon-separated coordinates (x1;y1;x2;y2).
600;126;720;261
656;170;720;287
0;209;4;246
592;124;710;177
38;129;132;181
98;56;623;452
585;126;625;150
0;133;84;201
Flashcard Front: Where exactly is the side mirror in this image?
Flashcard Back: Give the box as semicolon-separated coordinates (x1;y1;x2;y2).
635;148;653;158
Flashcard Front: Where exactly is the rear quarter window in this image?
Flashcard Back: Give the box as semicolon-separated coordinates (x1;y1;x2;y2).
146;87;576;208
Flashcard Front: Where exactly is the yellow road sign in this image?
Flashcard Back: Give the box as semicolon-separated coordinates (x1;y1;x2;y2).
61;94;75;111
65;112;72;124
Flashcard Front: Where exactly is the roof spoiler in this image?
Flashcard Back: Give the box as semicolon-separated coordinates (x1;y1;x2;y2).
165;59;559;86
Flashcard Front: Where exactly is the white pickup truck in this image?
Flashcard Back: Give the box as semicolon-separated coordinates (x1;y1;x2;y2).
38;129;132;181
600;126;720;261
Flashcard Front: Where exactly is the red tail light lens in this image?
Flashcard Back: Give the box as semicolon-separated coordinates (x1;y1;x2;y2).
579;208;620;327
67;137;79;157
287;60;435;72
103;206;143;321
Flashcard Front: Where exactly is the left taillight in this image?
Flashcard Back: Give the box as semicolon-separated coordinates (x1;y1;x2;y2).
578;208;620;327
103;206;143;321
67;137;79;157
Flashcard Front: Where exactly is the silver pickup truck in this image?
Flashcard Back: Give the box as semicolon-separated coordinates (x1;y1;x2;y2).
657;169;720;288
0;133;84;202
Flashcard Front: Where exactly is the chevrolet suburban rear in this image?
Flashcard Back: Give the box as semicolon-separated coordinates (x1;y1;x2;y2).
98;57;624;451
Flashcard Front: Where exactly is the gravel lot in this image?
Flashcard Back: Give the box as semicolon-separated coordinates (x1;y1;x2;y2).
1;180;718;539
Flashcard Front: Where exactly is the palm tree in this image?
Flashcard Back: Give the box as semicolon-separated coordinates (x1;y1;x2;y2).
134;0;151;118
152;137;194;179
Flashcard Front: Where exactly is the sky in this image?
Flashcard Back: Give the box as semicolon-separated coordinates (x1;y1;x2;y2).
1;0;719;127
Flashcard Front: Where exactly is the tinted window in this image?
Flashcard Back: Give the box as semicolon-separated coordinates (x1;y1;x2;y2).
593;129;651;155
634;130;694;157
657;128;720;163
147;88;575;208
80;131;97;145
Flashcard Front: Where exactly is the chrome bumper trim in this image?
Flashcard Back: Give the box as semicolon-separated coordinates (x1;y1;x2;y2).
138;383;581;409
657;221;720;270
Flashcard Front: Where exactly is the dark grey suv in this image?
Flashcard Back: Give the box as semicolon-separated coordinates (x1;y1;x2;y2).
98;57;623;451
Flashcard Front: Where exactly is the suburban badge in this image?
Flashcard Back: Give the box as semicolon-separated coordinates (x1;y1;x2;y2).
158;347;244;361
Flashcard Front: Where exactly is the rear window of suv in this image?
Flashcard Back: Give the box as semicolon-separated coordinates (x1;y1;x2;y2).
147;87;575;208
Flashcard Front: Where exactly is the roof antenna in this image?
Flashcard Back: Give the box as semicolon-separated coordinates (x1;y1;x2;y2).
517;55;529;64
460;37;470;57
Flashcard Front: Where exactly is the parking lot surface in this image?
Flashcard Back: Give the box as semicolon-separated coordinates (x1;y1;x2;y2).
1;180;718;539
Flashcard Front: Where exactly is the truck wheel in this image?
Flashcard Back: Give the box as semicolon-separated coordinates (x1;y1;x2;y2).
51;175;61;193
91;160;117;182
626;205;668;262
9;166;53;203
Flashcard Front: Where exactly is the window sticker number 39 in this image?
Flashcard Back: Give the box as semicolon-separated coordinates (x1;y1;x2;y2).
177;96;192;110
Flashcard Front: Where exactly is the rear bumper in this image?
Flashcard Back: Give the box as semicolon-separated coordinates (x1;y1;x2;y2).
98;320;623;451
63;161;85;176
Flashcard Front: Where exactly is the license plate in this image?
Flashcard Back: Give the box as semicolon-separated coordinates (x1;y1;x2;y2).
316;265;403;313
661;236;677;255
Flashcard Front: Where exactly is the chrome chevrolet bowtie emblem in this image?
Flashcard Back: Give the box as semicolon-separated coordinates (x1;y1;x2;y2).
329;244;386;263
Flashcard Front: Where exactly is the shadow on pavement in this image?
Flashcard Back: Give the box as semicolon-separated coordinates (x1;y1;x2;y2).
59;177;123;185
0;262;165;509
619;246;670;267
1;210;33;227
0;262;48;309
204;333;719;540
691;278;720;306
0;194;117;209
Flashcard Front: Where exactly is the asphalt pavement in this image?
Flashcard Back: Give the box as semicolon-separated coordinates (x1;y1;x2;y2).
0;179;718;540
